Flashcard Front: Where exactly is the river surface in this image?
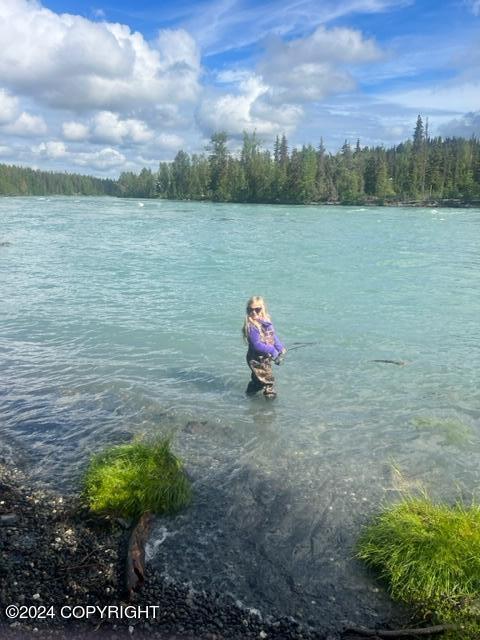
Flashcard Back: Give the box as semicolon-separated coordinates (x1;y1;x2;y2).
1;196;480;633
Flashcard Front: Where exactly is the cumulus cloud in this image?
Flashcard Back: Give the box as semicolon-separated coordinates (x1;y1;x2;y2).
197;73;303;137
156;133;185;150
72;147;126;170
439;111;480;137
29;139;128;171
0;0;201;112
32;140;68;158
62;121;90;141
198;26;382;138
0;89;18;124
4;112;47;136
60;112;155;145
259;26;383;103
90;111;154;144
151;104;186;129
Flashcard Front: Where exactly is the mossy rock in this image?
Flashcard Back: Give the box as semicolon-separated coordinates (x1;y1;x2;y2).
83;437;192;519
357;497;480;634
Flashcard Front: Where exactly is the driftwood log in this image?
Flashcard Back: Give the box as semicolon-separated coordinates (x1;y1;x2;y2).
345;623;460;637
126;511;154;599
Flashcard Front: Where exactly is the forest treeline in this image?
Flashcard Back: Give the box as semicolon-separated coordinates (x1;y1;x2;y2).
0;163;117;196
118;117;480;205
1;117;479;204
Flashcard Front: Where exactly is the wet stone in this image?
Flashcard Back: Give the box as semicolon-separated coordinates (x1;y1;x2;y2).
0;513;18;525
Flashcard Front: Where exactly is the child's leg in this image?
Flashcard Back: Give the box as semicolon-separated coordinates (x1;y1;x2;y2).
247;357;276;398
261;360;276;398
246;360;264;394
246;374;263;394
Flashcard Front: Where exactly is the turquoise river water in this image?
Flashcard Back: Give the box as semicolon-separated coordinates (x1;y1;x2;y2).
1;196;480;632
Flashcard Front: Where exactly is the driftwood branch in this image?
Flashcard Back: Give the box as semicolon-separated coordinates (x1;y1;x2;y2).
126;511;154;599
345;623;460;637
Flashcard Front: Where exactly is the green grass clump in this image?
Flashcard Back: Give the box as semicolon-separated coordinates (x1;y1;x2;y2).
357;497;480;630
83;437;192;519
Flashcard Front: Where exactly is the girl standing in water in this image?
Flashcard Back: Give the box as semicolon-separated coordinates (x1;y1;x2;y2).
243;296;286;399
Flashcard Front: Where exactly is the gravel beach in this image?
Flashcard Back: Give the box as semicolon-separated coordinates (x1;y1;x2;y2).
0;458;351;640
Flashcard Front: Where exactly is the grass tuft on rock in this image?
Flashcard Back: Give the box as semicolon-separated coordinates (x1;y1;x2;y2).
357;497;480;629
83;437;192;519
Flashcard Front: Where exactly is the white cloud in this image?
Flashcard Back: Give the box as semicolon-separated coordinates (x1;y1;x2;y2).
126;119;154;144
0;145;11;156
259;26;383;103
0;89;18;124
198;26;382;138
91;111;154;144
61;112;154;145
216;69;254;84
156;28;201;75
62;121;90;141
383;81;480;113
270;62;356;104
0;0;201;112
30;140;127;171
32;140;68;158
151;104;186;129
73;147;126;170
265;26;382;67
156;133;185;150
4;112;47;136
439;111;480;137
197;73;303;136
90;112;130;144
134;154;162;168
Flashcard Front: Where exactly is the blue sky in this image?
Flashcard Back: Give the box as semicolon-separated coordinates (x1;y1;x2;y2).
0;0;479;176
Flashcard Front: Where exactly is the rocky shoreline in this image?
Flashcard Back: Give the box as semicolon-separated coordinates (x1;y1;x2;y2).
1;455;429;640
1;459;352;640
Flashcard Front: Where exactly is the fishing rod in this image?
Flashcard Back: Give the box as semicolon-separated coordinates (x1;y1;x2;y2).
286;341;320;352
273;344;407;366
272;341;320;365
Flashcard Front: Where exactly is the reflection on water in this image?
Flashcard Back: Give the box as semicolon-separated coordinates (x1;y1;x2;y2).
1;197;480;631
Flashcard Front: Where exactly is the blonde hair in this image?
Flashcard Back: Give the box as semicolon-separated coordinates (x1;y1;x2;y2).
242;296;271;342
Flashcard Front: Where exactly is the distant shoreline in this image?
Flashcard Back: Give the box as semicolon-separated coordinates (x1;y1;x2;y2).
1;193;479;208
2;126;480;205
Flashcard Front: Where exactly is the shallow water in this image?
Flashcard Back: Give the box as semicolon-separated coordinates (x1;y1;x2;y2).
1;197;480;632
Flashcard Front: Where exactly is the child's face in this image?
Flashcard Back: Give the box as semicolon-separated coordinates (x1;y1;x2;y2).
248;305;263;318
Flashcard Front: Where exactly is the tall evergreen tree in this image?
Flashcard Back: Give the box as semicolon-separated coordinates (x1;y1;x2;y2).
411;115;427;197
207;132;230;200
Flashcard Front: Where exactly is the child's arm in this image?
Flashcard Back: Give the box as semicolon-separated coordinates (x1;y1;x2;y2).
273;332;286;354
248;325;279;358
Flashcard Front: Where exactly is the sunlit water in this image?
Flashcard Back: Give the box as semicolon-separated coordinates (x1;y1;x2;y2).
1;197;480;632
